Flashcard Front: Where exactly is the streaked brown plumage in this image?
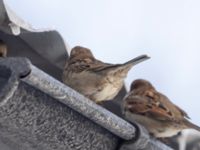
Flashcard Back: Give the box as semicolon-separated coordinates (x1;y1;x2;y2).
0;40;7;57
122;79;200;138
62;46;150;103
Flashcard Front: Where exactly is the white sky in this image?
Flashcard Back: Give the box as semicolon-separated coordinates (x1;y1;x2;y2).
5;0;200;125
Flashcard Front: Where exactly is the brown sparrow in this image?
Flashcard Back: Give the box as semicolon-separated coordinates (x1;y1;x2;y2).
0;40;7;57
62;46;150;103
122;79;200;138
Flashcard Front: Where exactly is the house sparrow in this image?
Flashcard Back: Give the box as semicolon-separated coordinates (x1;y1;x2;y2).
62;46;150;103
0;40;7;57
122;79;200;138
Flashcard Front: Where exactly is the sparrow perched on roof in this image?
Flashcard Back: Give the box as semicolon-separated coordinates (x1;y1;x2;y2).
62;46;150;103
122;79;200;138
0;40;7;57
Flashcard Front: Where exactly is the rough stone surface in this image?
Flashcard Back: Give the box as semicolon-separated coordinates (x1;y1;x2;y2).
0;82;119;150
0;58;121;150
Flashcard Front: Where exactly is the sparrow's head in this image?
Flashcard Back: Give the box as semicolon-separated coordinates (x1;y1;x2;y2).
130;79;154;91
70;46;94;60
0;40;7;57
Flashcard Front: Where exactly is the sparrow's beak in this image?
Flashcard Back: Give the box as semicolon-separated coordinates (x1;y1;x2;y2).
125;54;150;66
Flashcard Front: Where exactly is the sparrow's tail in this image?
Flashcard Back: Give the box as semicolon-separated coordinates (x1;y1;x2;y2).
123;54;150;66
99;54;150;77
183;119;200;132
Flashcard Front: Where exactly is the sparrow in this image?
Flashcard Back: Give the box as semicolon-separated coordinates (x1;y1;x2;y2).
62;46;150;103
0;40;7;57
122;79;200;138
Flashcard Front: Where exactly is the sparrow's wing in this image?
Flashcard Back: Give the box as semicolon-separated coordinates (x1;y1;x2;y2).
124;93;176;121
155;92;190;119
66;58;109;73
64;61;89;73
87;60;112;71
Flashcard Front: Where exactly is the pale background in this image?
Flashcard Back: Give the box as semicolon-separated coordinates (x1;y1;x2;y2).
6;0;200;125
